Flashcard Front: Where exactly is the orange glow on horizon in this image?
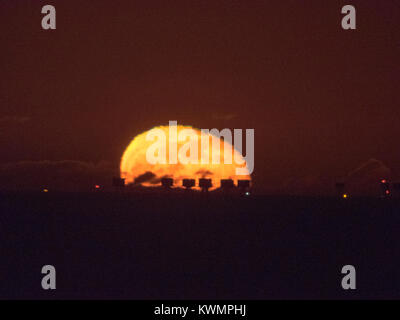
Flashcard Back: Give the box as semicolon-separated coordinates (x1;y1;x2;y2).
120;125;251;190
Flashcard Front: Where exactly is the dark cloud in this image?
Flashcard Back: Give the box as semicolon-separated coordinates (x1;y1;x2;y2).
133;171;157;185
0;160;115;191
132;172;174;185
195;169;213;178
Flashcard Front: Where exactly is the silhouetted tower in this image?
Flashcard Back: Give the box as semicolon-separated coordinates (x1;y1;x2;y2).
199;178;212;192
161;178;173;189
220;179;234;191
182;179;195;190
237;180;250;194
380;179;391;197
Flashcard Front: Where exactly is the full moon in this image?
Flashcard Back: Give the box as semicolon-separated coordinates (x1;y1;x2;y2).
120;125;251;189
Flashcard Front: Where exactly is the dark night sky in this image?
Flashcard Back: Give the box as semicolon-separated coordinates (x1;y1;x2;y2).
0;0;399;193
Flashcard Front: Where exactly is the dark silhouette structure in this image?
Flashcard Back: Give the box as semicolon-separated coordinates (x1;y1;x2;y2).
199;178;212;192
182;179;195;189
380;179;391;197
161;178;173;189
237;179;250;190
237;179;251;195
220;179;234;190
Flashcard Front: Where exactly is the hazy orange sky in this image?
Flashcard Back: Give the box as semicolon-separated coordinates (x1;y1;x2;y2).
0;0;399;193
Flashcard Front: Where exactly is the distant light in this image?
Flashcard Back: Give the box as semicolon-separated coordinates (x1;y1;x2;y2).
386;190;390;195
381;179;387;184
95;185;101;189
342;194;348;199
245;192;250;196
43;189;49;193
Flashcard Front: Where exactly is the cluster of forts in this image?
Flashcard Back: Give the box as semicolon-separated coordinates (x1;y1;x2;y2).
112;177;251;192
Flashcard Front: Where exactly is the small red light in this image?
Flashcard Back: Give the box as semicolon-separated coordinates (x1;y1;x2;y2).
381;179;387;184
386;190;390;195
95;185;100;189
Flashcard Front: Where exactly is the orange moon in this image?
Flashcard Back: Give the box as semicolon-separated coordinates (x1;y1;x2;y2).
120;125;251;189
